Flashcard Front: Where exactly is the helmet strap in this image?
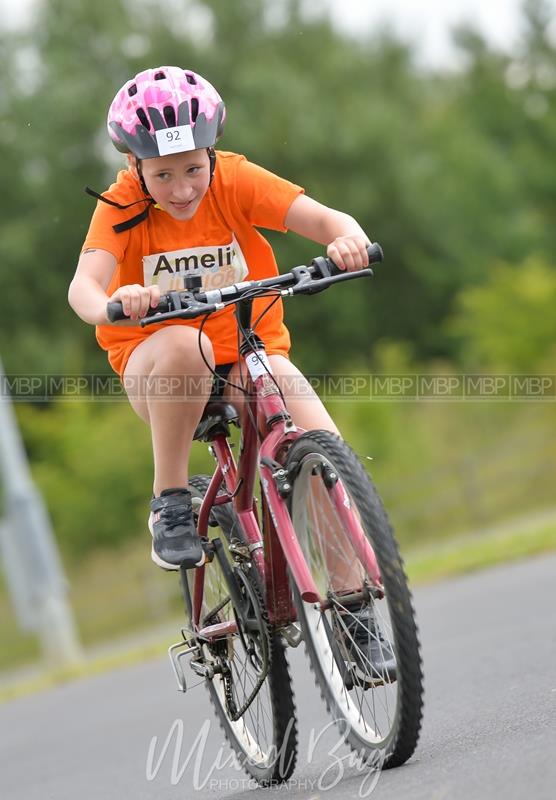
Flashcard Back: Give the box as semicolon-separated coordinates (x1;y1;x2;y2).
84;184;153;233
208;147;216;184
135;159;152;198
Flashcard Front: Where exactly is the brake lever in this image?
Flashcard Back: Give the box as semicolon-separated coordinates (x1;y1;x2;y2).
290;265;315;290
289;267;374;295
140;301;222;327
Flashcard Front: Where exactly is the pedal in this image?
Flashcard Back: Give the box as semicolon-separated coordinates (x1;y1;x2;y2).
168;634;200;692
189;659;222;680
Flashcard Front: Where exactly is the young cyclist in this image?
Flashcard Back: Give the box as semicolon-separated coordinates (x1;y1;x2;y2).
68;66;395;679
69;64;372;563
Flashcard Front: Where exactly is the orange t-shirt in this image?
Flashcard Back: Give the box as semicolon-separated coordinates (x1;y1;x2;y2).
81;151;304;376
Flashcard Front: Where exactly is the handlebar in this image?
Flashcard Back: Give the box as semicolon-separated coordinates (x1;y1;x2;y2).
106;242;384;325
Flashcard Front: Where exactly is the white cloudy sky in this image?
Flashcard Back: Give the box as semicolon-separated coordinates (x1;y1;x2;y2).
5;0;556;67
326;0;556;66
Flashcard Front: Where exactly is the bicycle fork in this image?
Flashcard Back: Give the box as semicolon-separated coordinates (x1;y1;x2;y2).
260;433;384;608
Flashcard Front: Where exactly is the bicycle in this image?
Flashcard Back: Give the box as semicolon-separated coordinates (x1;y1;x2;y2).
108;243;424;785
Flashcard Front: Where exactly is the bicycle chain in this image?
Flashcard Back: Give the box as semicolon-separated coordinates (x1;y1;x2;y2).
202;594;231;627
223;566;273;722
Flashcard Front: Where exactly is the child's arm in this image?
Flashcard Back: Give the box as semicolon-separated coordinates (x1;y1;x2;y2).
284;194;371;272
68;249;160;324
68;249;117;325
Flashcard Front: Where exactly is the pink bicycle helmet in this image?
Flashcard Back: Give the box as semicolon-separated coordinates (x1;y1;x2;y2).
107;66;226;159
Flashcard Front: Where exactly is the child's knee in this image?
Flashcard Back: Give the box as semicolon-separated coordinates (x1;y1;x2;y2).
151;326;215;371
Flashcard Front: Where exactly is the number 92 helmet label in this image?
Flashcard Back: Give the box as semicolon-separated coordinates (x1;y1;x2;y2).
155;124;196;156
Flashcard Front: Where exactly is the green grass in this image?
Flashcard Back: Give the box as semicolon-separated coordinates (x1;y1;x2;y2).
406;518;556;584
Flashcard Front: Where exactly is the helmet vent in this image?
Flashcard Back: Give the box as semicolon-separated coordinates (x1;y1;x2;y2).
154;71;166;80
190;97;199;122
163;105;176;127
185;72;197;85
128;83;138;97
136;107;151;130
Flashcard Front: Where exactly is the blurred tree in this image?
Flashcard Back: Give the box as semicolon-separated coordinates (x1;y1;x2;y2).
0;0;555;376
447;256;556;371
2;0;556;559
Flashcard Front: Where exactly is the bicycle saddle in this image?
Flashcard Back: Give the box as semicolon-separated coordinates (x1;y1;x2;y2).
193;402;240;442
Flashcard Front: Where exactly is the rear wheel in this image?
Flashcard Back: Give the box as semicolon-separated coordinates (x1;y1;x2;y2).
187;475;298;785
285;432;423;769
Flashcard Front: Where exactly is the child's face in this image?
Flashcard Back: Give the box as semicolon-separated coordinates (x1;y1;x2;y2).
132;149;211;220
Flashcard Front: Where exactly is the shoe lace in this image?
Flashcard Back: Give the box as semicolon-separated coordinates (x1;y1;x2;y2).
160;504;191;532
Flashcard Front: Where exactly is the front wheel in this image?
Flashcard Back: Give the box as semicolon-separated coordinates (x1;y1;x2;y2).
285;431;424;769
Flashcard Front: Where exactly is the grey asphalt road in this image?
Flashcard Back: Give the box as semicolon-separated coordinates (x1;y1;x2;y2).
1;553;555;800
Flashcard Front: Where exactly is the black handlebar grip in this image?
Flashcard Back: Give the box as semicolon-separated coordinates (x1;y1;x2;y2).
367;242;384;264
106;301;126;322
106;299;170;323
326;241;384;276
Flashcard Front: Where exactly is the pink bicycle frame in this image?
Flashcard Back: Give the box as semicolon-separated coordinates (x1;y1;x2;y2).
190;346;382;638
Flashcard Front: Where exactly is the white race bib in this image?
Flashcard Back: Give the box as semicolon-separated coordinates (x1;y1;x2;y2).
245;351;272;380
143;236;249;292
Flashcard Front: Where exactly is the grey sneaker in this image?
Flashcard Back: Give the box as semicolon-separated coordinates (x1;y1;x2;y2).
148;488;205;571
341;605;397;684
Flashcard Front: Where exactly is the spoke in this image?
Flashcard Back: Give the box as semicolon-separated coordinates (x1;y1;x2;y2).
356;678;369;732
309;494;349;574
306;478;365;595
232;655;251;706
339;608;391;735
245;686;268;757
330;608;385;736
254;685;269;755
245;699;262;754
255;690;271;748
230;653;272;755
257;686;274;732
333;601;390;684
330;611;355;707
254;694;263;754
370;681;380;737
231;660;259;748
293;452;401;746
239;648;251;700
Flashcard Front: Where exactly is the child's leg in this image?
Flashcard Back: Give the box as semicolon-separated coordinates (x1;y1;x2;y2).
123;326;214;495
